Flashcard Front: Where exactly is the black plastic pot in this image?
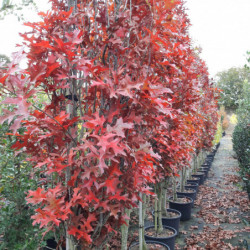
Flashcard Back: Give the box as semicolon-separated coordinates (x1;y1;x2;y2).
202;161;212;167
200;170;208;180
168;195;193;221
205;156;213;162
207;155;214;160
198;169;208;179
129;240;170;250
186;177;200;186
185;182;199;192
201;166;209;172
192;172;205;185
152;208;181;235
177;186;196;198
44;238;66;250
144;225;177;250
208;151;216;157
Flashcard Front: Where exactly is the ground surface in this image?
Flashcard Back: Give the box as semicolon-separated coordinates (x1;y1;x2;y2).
174;123;250;249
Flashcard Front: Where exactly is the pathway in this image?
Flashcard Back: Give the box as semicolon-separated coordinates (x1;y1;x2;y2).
175;123;250;249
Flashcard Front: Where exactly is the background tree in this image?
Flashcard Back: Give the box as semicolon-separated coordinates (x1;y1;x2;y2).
215;67;250;110
0;0;37;20
0;54;10;66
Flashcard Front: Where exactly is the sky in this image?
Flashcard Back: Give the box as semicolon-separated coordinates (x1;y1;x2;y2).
184;0;250;77
0;0;250;77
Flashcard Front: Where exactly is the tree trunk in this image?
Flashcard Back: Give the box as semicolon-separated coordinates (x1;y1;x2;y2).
121;208;131;250
139;193;148;250
161;179;168;217
157;182;163;235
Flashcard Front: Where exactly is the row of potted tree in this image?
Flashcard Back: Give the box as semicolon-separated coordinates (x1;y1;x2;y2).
0;0;219;249
129;143;220;250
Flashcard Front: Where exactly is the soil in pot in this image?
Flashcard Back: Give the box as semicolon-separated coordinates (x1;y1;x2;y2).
144;225;177;250
185;182;198;192
153;208;181;234
146;227;175;237
177;188;196;203
169;195;193;221
129;240;170;250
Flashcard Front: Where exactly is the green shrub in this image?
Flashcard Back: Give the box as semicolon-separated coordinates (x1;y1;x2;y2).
232;80;250;196
233;122;250;194
0;122;46;250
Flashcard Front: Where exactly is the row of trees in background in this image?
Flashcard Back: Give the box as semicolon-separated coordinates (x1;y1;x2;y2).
0;0;219;249
216;66;250;110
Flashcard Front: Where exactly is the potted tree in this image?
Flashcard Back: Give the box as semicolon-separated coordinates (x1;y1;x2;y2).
168;177;193;221
151;179;182;234
176;167;196;202
144;182;177;250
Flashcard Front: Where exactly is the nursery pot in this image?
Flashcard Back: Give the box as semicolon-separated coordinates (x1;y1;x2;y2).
198;170;208;180
152;208;181;234
197;169;208;179
177;188;196;201
202;161;212;168
185;182;199;192
207;155;214;161
168;195;193;221
44;238;66;250
208;151;216;157
192;172;205;185
129;240;170;250
186;177;200;186
144;225;177;250
200;166;209;172
205;157;213;163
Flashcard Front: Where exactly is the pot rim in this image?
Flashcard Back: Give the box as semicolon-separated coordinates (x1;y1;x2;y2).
185;182;198;186
168;195;193;204
152;208;182;219
144;225;178;239
176;188;196;194
129;240;170;250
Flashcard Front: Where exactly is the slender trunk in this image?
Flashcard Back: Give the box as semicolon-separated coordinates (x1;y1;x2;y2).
157;182;163;235
142;194;147;250
180;167;187;192
66;1;77;249
161;179;168;217
121;208;131;250
180;168;184;192
138;193;148;250
173;177;177;201
139;194;143;250
154;185;158;232
193;155;197;173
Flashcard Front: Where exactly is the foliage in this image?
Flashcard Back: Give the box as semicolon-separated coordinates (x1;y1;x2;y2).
212;119;222;146
219;106;229;131
216;67;250;110
0;54;10;65
0;0;37;21
0;121;45;250
232;79;250;195
230;113;238;125
0;0;219;248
